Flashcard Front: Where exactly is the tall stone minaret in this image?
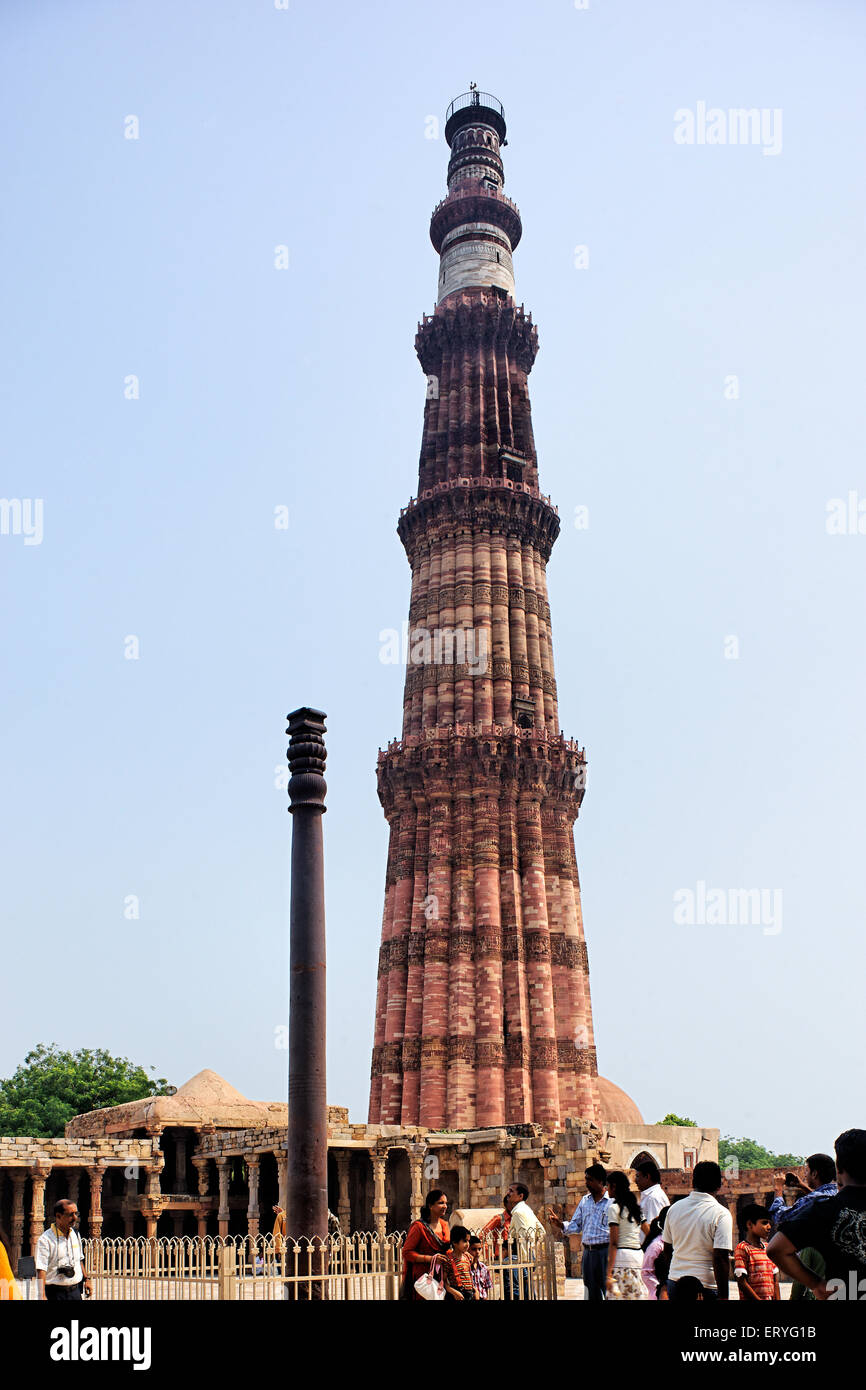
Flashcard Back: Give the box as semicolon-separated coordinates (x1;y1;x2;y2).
369;90;600;1131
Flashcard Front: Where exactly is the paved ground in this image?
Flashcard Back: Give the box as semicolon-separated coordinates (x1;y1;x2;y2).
563;1276;793;1300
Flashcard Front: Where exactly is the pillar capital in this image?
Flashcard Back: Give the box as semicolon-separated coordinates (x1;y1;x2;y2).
286;706;327;814
371;1152;388;1238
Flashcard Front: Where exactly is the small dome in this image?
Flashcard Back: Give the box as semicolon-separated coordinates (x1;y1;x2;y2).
174;1069;250;1104
597;1076;644;1125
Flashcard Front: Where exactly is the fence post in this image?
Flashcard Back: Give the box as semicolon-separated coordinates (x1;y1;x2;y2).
218;1245;237;1300
552;1237;564;1300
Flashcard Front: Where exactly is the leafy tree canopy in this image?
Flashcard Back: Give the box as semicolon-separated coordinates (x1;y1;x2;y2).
718;1134;803;1171
0;1044;172;1137
654;1114;802;1169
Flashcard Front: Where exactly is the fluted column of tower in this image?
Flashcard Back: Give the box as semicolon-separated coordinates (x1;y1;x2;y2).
369;91;600;1130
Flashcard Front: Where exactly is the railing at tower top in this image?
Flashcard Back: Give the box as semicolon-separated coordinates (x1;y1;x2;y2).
399;476;557;515
379;725;585;760
429;184;523;226
446;91;505;124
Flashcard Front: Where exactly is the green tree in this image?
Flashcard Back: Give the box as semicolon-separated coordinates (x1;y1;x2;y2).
718;1135;803;1171
655;1112;698;1126
0;1044;172;1137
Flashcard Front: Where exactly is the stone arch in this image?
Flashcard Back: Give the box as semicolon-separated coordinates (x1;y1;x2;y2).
436;1168;460;1218
258;1151;279;1221
349;1152;373;1233
386;1148;411;1234
626;1148;663;1172
327;1150;339;1219
101;1211;125;1237
181;1210;198;1237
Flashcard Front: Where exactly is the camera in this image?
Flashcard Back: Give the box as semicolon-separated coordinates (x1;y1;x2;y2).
58;1265;75;1279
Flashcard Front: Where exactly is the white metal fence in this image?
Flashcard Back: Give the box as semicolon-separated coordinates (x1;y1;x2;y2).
78;1230;557;1301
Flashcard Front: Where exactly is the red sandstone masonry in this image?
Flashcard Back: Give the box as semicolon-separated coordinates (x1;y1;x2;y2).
369;114;600;1130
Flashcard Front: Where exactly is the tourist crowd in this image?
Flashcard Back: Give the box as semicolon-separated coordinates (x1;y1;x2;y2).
400;1127;866;1302
3;1129;863;1303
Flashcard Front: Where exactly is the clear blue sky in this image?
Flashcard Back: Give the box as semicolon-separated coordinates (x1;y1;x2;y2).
2;0;864;1158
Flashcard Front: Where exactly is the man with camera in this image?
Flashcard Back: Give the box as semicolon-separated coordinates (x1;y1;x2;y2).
36;1198;92;1301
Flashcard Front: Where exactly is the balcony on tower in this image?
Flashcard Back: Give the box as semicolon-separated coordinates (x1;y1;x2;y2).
444;90;507;146
499;446;527;485
433;88;521;304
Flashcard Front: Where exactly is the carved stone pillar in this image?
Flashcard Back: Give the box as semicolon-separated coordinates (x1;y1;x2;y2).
408;1148;424;1223
499;1140;514;1194
192;1156;210;1199
275;1150;288;1212
145;1160;163;1203
216;1157;230;1238
371;1154;388;1238
29;1164;51;1255
195;1206;208;1239
335;1153;351;1233
11;1172;26;1268
457;1143;471;1207
246;1155;260;1237
142;1156;165;1246
87;1165;105;1241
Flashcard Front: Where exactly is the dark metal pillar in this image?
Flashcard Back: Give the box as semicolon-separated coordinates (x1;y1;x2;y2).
285;707;328;1254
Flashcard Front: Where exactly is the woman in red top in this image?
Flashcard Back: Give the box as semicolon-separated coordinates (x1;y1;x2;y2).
402;1190;450;1300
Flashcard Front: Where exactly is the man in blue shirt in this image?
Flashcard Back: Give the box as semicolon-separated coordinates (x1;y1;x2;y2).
767;1152;837;1299
768;1153;837;1228
768;1133;864;1300
549;1163;611;1301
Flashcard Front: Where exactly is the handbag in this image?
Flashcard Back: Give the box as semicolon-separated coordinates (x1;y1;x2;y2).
414;1255;447;1301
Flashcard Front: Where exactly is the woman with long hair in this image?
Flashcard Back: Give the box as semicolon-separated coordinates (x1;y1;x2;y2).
0;1224;21;1301
605;1171;649;1300
401;1189;450;1301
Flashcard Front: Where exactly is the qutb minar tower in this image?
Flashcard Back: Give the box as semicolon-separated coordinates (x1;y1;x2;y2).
369;90;601;1131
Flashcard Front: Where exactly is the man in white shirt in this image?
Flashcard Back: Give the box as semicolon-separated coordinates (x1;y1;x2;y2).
663;1162;732;1300
507;1183;544;1238
36;1199;91;1302
503;1183;544;1299
634;1159;670;1225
